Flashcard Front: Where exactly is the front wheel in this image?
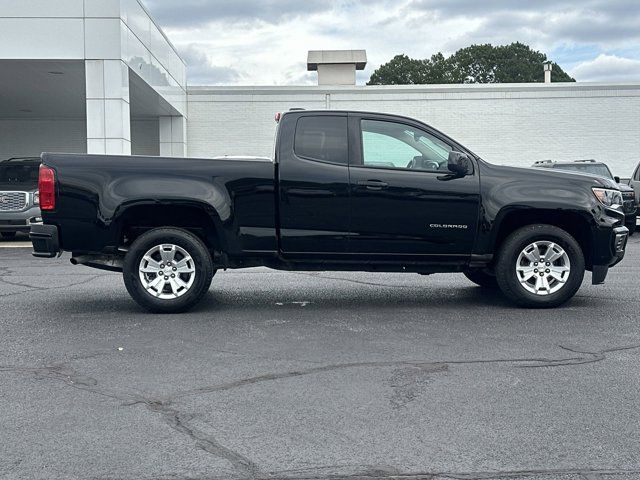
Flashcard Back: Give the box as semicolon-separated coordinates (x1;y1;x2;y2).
495;224;585;308
123;228;215;313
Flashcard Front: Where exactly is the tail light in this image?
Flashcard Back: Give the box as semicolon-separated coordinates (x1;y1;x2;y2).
38;164;56;211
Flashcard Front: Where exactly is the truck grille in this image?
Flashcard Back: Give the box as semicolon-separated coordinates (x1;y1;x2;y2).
0;192;27;212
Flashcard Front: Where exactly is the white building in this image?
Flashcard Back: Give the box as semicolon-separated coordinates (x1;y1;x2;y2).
0;0;186;158
1;0;639;176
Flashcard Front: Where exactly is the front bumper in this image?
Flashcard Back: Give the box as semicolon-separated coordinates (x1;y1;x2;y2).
624;212;637;228
592;225;628;284
30;224;61;258
0;206;42;232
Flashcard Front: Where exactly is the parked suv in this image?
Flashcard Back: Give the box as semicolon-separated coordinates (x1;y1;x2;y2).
0;158;42;239
629;162;640;225
533;159;636;233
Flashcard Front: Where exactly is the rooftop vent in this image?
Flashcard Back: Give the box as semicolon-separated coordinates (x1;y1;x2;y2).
307;50;367;86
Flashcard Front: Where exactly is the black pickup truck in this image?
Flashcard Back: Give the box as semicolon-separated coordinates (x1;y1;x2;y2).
31;110;629;312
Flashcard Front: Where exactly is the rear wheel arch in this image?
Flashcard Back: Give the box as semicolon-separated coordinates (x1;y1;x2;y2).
115;202;224;253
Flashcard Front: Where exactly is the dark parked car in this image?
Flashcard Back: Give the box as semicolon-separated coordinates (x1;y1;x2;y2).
31;111;629;312
629;162;640;224
0;158;42;239
533;159;636;233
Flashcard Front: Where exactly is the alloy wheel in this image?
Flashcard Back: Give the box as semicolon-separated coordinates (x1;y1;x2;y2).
515;241;571;295
138;244;196;299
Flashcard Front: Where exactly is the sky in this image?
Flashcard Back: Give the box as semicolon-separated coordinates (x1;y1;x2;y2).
143;0;640;86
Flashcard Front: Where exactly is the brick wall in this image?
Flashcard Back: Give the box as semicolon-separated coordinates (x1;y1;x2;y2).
0;118;159;159
0;118;87;159
186;83;640;177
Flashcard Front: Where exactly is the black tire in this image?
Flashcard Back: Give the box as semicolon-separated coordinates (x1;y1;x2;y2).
495;224;585;308
626;221;636;236
463;269;499;288
123;228;215;313
1;232;17;240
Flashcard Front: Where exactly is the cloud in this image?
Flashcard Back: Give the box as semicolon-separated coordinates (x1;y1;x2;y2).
412;0;562;16
570;54;640;82
411;0;640;48
140;0;640;85
143;0;330;27
178;44;243;85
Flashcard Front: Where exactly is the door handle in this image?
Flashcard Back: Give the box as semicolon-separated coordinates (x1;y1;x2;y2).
357;180;388;190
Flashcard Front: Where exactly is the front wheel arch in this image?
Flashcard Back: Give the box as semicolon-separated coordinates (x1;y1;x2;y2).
491;209;593;269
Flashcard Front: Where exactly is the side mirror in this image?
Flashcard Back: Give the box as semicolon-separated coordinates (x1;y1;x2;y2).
614;176;621;183
447;151;472;176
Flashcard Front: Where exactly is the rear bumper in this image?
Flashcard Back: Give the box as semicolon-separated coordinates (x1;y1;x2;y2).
592;225;628;284
30;224;60;258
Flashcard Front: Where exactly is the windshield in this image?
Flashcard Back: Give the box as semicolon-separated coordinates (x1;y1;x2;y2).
0;163;40;185
552;163;613;179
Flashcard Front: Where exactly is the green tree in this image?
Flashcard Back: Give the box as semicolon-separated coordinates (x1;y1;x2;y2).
367;54;424;85
368;42;575;85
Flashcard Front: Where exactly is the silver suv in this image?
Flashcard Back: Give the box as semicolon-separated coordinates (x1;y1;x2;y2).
0;158;42;239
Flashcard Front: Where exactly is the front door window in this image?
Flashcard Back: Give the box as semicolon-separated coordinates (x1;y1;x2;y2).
361;120;452;172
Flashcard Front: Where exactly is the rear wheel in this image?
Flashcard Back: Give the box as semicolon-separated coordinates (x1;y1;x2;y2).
123;228;215;313
495;224;585;308
1;232;17;240
463;269;498;288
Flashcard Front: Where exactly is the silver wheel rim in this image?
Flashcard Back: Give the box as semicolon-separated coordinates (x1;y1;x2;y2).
138;244;196;299
516;241;571;296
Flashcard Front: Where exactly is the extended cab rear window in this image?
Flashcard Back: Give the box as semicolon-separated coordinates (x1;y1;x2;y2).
294;116;348;165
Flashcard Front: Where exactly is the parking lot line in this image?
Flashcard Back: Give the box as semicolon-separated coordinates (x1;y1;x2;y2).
0;242;32;248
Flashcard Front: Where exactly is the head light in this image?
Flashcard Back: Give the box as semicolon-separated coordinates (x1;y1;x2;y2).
592;187;623;209
33;191;40;205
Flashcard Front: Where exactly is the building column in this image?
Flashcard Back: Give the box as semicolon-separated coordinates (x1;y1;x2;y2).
85;60;131;155
159;116;187;157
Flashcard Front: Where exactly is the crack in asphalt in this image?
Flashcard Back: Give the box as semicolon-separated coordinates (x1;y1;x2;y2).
431;467;640;479
261;466;640;480
1;342;639;479
0;362;258;479
173;360;453;399
145;400;260;479
0;274;104;297
171;343;640;399
0;363;132;403
522;344;640;368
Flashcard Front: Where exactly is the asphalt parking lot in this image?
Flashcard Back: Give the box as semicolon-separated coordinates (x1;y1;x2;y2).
1;233;639;480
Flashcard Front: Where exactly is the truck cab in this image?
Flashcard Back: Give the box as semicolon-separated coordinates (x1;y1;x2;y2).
277;111;479;261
